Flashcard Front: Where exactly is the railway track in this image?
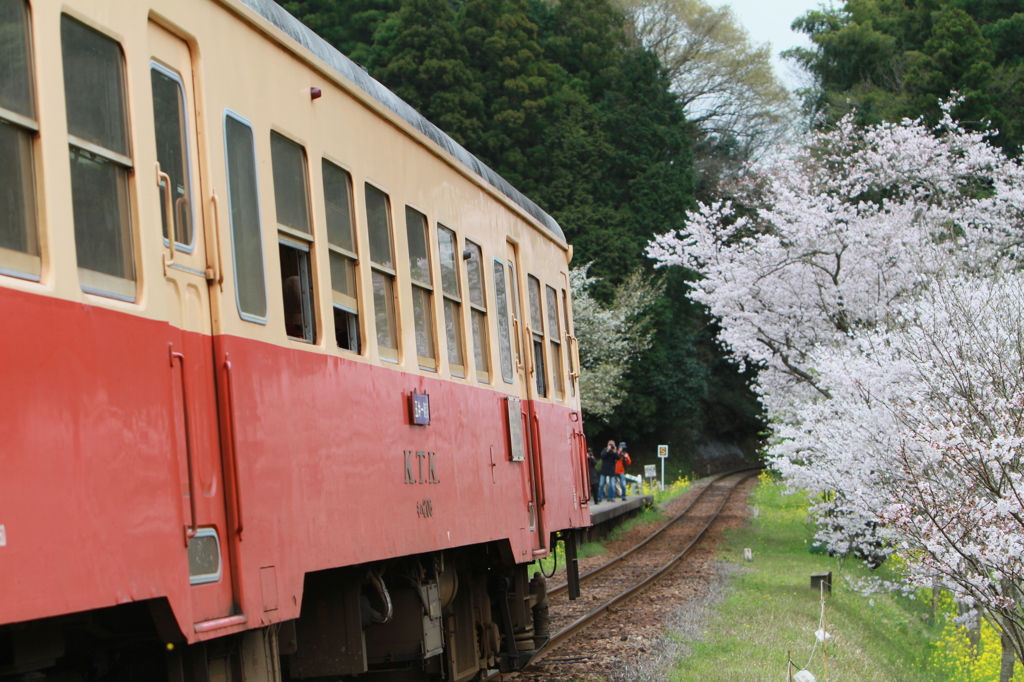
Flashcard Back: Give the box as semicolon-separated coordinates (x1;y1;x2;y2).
487;467;761;681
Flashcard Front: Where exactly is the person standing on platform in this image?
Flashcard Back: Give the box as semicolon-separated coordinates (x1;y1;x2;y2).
588;447;599;502
598;440;620;503
615;442;631;500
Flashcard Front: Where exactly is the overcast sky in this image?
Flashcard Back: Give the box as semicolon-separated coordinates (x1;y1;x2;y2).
719;0;836;87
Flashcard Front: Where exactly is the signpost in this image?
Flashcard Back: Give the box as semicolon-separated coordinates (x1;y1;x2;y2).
657;445;669;491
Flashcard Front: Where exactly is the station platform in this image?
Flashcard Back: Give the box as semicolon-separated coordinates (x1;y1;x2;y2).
580;494;654;543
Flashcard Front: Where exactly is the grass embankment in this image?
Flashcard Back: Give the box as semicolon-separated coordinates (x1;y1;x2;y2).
672;475;940;682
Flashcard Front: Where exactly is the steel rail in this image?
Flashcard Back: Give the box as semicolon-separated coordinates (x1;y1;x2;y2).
548;466;762;598
537;469;760;660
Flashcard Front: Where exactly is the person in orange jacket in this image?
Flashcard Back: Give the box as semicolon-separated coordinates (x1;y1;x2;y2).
615;442;631;500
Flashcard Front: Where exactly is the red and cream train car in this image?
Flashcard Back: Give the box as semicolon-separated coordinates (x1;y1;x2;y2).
0;0;591;678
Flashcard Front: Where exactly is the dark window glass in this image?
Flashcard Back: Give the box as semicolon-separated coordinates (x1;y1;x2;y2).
533;338;547;397
494;260;513;383
528;275;543;332
61;16;128;156
466;241;483;307
366;185;397;358
151;67;192;246
406;207;430;284
63;16;134;296
365;185;393;269
323;160;354;251
225;115;267;319
563;288;575;396
438;226;459;297
437;226;463;374
0;120;36;260
69;147;132;279
0;1;38;278
372;270;398;353
406;208;434;366
0;0;34;119
334;307;359;352
280;242;315;342
465;241;488;380
322;161;359;352
270;132;311;234
547;285;563;396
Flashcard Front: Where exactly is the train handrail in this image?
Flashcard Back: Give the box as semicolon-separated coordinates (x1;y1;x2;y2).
209;191;225;288
170;343;198;545
223;355;245;537
568;334;580;381
511;316;524;373
531;414;546;509
525;324;536;377
157;165;175;273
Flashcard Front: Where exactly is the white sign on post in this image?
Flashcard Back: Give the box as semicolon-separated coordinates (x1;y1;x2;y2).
657;445;669;490
644;464;657;479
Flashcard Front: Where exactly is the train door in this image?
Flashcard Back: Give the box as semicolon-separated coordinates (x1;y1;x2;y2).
149;22;238;625
504;241;546;554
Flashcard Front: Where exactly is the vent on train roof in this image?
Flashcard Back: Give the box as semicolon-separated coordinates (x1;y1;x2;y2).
239;0;566;242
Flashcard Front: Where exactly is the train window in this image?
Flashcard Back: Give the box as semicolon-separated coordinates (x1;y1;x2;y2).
563;287;576;396
151;65;193;248
465;240;489;382
527;275;546;397
406;207;436;370
0;0;39;281
271;133;316;342
224;113;267;321
323;160;360;352
280;241;315;342
437;225;465;377
546;285;563;400
365;185;398;361
270;132;311;235
62;16;135;300
493;259;514;384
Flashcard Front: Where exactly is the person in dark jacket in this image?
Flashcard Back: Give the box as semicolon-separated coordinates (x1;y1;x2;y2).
598;440;621;503
588;447;599;502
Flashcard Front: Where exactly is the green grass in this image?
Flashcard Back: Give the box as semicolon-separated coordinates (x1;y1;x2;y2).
671;476;942;682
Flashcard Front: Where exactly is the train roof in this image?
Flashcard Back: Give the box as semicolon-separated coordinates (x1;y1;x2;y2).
240;0;566;243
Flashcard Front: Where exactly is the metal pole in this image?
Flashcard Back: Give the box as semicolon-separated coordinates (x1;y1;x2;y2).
660;456;665;492
821;582;828;682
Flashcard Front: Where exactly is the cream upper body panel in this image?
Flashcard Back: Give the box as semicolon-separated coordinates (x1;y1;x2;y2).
2;0;579;407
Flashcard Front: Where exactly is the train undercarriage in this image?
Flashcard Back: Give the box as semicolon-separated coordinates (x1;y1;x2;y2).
0;535;580;682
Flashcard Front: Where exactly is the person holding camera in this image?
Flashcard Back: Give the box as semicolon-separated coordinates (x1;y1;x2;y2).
615;442;631;500
598;440;621;503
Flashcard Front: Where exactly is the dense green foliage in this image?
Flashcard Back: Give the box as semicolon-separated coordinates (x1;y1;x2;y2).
788;0;1024;153
282;0;764;461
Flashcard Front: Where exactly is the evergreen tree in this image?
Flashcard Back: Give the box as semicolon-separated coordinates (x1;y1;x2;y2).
458;0;561;185
282;0;396;67
372;0;485;145
789;0;1024;153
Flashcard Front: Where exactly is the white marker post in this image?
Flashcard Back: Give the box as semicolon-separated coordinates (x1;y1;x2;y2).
657;445;669;490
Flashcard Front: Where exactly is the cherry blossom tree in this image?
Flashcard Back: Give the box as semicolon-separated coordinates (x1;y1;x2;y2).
647;101;1024;665
571;265;660;420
